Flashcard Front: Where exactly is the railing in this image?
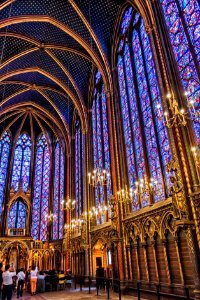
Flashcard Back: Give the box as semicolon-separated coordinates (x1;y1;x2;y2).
8;228;25;236
73;275;193;300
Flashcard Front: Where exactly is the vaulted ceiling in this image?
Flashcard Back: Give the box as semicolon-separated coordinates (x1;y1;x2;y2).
0;0;122;140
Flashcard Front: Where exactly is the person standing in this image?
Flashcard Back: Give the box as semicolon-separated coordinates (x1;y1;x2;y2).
2;264;16;300
30;266;38;296
17;268;25;298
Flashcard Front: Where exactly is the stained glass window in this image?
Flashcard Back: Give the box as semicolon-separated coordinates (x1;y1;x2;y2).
0;131;11;219
92;71;112;224
75;120;84;219
11;133;32;193
117;8;172;209
160;0;200;146
53;142;64;240
31;134;50;241
8;200;26;228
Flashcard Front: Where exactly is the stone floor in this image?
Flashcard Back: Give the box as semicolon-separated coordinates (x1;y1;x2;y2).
12;287;142;300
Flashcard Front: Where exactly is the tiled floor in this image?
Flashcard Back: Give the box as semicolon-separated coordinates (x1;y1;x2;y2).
12;288;141;300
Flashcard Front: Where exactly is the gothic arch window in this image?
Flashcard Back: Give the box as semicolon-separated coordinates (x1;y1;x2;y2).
31;134;50;241
117;7;172;210
8;200;26;229
92;70;112;224
75;119;84;218
0;131;11;218
11;133;32;193
160;0;200;146
53;142;64;240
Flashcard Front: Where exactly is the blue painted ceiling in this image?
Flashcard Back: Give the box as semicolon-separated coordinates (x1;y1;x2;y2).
0;0;121;136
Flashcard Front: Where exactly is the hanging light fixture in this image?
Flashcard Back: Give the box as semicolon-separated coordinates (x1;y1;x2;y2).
156;92;199;128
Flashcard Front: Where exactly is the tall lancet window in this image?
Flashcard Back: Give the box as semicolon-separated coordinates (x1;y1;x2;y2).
11;133;32;192
8;200;26;229
160;0;200;146
75;119;84;219
53;142;64;240
92;70;112;224
32;134;50;241
117;7;172;210
0;131;11;218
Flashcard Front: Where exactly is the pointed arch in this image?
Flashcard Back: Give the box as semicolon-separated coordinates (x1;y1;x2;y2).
11;132;32;193
116;6;172;210
0;131;11;218
8;199;26;229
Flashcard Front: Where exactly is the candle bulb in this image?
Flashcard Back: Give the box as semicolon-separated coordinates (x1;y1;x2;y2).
164;111;170;127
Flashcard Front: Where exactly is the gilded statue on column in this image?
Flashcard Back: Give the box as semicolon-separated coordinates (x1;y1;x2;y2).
167;159;188;220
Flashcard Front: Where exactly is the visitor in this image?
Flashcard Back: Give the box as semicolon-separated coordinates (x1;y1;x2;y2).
30;266;38;296
2;264;16;300
0;263;3;300
17;268;25;298
58;271;65;290
25;266;31;293
66;269;72;288
37;271;45;293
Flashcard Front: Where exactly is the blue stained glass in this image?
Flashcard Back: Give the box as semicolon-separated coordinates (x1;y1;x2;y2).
160;0;200;146
102;85;112;201
0;131;11;218
124;44;146;180
96;92;104;216
132;28;165;203
53;144;60;240
95;70;101;84
59;147;64;239
121;7;133;34
11;133;32;192
53;143;64;240
8;200;26;228
117;7;172;210
117;56;139;209
92;71;112;223
11;146;22;192
75;124;83;219
32;134;50;241
140;20;172;190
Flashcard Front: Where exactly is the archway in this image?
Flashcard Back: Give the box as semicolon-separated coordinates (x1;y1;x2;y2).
2;241;29;270
92;240;112;278
7;197;28;237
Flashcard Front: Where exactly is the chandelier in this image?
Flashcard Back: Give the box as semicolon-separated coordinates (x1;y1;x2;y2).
117;177;162;204
61;198;76;211
88;167;110;187
157;92;199;128
117;185;132;204
45;212;56;223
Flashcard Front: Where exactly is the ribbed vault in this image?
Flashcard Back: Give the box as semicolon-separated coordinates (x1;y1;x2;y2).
0;0;121;145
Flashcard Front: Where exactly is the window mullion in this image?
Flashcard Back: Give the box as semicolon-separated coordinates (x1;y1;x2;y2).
94;94;101;211
98;92;107;221
15;201;19;228
138;27;167;198
129;31;151;185
121;48;144;209
39;149;45;240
